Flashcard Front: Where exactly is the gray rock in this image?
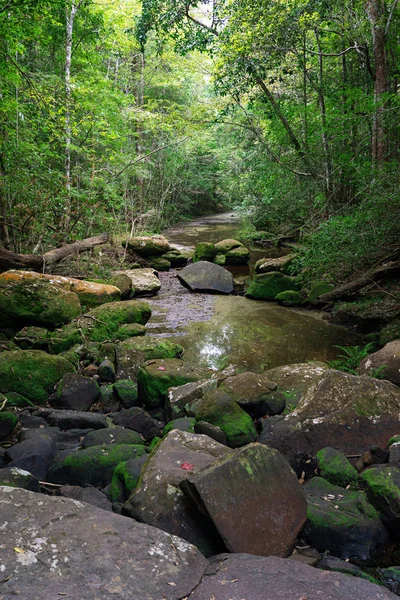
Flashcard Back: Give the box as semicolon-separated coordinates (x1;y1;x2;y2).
49;373;100;411
0;486;207;600
359;340;400;385
115;268;161;296
0;466;40;491
60;484;112;511
182;444;307;557
38;409;107;430
189;554;396;600
113;407;161;441
167;378;219;419
98;359;116;382
194;421;227;445
263;361;328;408
81;427;144;448
5;436;56;480
177;261;234;295
124;430;232;555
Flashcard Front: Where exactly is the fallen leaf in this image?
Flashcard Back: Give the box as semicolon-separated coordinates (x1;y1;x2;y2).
14;547;25;554
167;582;176;587
180;462;194;471
157;366;166;371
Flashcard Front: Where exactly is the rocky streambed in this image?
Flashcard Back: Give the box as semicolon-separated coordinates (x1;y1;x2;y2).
1;213;400;599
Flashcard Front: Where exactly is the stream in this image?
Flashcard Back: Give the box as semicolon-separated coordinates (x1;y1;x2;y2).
146;212;358;372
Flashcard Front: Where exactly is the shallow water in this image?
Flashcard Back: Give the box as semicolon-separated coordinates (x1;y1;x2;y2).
146;213;359;372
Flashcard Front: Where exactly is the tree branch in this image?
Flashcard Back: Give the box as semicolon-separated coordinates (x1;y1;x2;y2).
386;0;399;36
184;4;218;35
306;45;364;57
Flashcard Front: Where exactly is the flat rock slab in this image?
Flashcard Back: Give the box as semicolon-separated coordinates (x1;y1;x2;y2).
0;486;207;600
182;443;307;557
189;554;397;600
177;261;234;294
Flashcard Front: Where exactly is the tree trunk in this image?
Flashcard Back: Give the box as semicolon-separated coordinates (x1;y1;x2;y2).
0;232;109;273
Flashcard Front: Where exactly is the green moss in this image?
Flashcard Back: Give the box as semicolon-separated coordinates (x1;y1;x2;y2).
214;253;226;266
0;278;81;328
388;435;400;447
246;272;299;301
0;350;75;403
147;256;171;271
121;337;183;361
0;411;18;432
113;379;138;406
275;290;302;306
4;391;34;407
14;326;50;350
49;324;83;354
110;460;143;502
308;281;335;302
147;436;162;452
316;447;358;488
361;467;400;505
193;242;216;262
115;323;146;340
224;245;250;265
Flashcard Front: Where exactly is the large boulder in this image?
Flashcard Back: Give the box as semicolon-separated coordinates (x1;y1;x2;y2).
214;239;250;266
0;350;75;404
195;389;257;448
113;407;161;441
48;443;148;486
246;271;299;301
359;340;400;385
74;299;151;342
302;476;388;561
125;235;170;256
114;268;161;296
177;261;234;295
263;361;328;408
121;336;184;360
0;273;81;327
182;444;307;557
49;373;100;411
260;370;400;459
316;446;359;487
124;430;233;555
219;372;283;418
138;358;211;409
189;554;397;600
0;486;208;600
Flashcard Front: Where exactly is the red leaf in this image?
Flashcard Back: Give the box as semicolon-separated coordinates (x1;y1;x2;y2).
180;462;194;471
157;366;166;371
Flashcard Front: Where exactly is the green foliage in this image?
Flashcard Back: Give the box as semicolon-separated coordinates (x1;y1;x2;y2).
327;343;376;375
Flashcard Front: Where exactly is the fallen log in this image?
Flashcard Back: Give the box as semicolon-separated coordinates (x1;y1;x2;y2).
319;260;400;302
0;233;109;273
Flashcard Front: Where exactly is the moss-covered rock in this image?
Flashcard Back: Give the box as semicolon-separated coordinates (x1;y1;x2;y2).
110;456;148;503
14;326;50;351
308;281;335;302
146;256;171;271
303;476;388;561
246;272;299;301
121;336;183;361
107;274;133;300
214;239;242;253
48;324;83;354
4;391;34;408
162;249;189;267
74;300;151;343
163;417;196;436
138;359;211;409
82;427;144;449
195;389;257;448
255;255;294;274
0;275;81;328
224;245;250;266
317;447;358;488
0;350;75;403
113;379;138;408
115;323;147;340
125;235;170;257
275;290;302;306
114;269;161;296
193;242;216;263
361;466;400;537
0;411;18;440
213;253;226;266
48;444;148;487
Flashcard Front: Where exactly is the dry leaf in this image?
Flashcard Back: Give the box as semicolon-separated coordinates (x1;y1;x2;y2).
167;582;176;587
14;547;25;554
157;366;166;371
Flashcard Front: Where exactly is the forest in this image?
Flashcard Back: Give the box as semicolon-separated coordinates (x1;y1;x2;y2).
1;0;399;285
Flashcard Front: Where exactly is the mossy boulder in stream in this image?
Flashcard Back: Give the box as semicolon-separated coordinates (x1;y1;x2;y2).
121;336;183;361
193;242;216;262
115;323;147;340
48;443;148;487
246;272;299;301
0;350;75;404
138;359;211;409
195;389;257;448
275;290;302;306
316;447;358;488
214;239;250;266
0;276;81;328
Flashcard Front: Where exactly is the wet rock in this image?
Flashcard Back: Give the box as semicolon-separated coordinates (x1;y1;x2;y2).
302;476;388;561
60;484;112;511
182;443;307;557
124;430;232;555
195;389;257;448
0;410;18;440
246;271;299;301
113;379;139;407
378;567;400;595
39;409;107;430
361;465;400;538
219;371;282;418
316;447;359;487
260;370;400;460
109;455;148;502
0;466;40;491
98;359;116;382
0;486;207;600
167;378;219;419
125;235;170;257
81;427;144;448
48;443;148;486
5;436;56;480
49;373;100;411
263;361;328;408
20;426;92;452
255;254;294;274
0;272;82;328
190;553;397;600
115;268;161;296
359;340;400;385
0;350;75;404
113;407;161;442
194;421;228;445
138;358;211;409
177;261;234;295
